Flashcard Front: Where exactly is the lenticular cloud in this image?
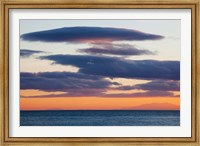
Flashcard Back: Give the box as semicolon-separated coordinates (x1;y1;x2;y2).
21;26;164;43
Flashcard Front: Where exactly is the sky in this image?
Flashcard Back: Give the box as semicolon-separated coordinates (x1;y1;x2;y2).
20;20;180;111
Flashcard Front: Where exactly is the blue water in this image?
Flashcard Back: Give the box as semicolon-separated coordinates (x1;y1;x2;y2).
20;110;180;126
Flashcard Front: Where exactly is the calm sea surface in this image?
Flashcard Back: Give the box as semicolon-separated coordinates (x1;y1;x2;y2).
20;110;180;126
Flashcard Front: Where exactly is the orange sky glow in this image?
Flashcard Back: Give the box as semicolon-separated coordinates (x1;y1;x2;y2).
20;96;180;111
20;89;180;111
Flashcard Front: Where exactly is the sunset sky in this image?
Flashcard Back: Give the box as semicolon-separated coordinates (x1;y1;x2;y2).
20;20;180;111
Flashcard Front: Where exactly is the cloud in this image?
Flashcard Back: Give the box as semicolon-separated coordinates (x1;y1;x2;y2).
20;71;178;98
78;43;155;56
20;49;44;58
20;71;179;98
117;80;180;91
40;55;180;80
20;27;164;43
21;72;119;92
104;90;176;98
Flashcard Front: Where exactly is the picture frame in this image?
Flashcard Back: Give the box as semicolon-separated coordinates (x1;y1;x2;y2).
0;0;199;145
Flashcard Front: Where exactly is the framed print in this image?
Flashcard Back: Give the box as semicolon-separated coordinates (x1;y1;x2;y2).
0;0;199;145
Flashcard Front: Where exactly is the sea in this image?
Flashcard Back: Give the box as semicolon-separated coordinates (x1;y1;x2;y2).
20;110;180;126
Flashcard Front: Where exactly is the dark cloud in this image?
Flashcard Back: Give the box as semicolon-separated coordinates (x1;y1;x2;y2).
20;27;164;43
118;80;180;91
20;71;179;98
135;80;180;91
20;49;44;58
79;43;155;56
20;72;119;93
104;90;175;98
20;72;121;98
40;55;180;80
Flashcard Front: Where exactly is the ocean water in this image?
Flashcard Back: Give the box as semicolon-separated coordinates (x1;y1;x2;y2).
20;110;180;126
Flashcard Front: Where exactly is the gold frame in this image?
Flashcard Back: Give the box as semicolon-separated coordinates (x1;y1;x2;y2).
0;0;199;145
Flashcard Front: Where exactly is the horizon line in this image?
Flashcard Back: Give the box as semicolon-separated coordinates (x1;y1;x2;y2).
20;109;180;112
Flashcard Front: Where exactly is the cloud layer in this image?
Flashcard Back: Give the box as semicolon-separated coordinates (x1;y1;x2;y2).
21;72;118;91
117;80;180;91
105;90;175;98
79;43;155;56
20;49;44;58
21;72;120;97
20;71;179;98
40;55;180;80
21;27;164;43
